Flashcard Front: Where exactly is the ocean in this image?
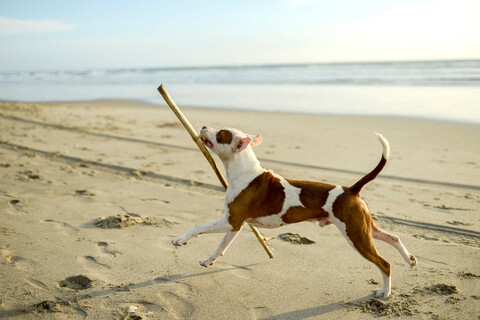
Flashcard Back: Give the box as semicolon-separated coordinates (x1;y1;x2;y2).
1;60;479;124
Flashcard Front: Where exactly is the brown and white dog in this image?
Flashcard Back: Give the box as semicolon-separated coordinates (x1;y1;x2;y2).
172;126;417;298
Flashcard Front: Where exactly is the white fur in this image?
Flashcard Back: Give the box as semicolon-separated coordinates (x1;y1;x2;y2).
199;230;243;267
376;272;392;298
374;132;390;160
322;186;356;250
172;217;233;246
372;228;417;267
321;186;344;214
273;171;304;215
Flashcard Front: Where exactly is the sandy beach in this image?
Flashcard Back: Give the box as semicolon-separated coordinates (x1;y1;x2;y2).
0;99;479;319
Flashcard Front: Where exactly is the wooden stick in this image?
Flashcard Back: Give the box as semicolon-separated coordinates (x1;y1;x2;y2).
158;84;273;259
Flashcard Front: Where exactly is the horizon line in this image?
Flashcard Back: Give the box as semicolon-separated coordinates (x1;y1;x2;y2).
1;57;479;74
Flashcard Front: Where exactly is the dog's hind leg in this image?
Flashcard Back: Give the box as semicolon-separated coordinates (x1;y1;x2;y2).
353;233;392;298
333;217;392;298
371;221;417;267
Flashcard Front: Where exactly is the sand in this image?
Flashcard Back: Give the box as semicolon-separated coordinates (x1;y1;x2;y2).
0;100;479;319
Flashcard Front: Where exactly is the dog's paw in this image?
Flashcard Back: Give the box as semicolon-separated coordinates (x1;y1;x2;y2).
409;254;417;267
199;257;216;267
172;237;187;246
375;289;391;299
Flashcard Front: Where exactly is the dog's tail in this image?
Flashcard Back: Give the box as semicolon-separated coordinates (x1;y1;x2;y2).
349;133;390;196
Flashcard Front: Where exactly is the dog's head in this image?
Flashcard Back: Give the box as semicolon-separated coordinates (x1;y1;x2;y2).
200;126;262;159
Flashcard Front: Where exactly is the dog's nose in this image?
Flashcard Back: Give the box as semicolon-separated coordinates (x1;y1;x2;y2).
202;126;207;130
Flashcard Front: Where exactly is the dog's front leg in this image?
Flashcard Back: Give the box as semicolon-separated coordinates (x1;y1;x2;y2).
172;217;231;246
199;230;242;267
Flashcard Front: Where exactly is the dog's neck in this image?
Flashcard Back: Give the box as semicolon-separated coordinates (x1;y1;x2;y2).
221;147;264;185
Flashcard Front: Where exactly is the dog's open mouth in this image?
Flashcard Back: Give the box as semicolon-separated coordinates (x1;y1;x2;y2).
200;135;214;149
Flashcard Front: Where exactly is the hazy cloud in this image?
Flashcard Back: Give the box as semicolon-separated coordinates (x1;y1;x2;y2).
327;0;480;61
0;16;73;35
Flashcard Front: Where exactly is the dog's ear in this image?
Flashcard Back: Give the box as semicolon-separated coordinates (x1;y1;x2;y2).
250;135;263;147
235;135;263;152
235;137;251;152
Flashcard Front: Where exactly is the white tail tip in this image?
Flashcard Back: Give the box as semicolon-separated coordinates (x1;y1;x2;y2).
374;132;390;160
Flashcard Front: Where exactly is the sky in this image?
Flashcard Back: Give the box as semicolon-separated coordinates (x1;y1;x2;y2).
0;0;479;71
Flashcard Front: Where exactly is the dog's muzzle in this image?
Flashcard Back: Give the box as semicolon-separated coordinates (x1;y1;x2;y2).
200;135;214;149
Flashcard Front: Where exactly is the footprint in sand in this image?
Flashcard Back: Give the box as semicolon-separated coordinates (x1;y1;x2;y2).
77;255;111;269
153;278;195;319
17;170;42;181
25;278;49;291
250;305;272;319
140;198;170;204
6;256;28;270
75;189;95;197
42;219;79;235
413;235;439;242
58;275;93;290
96;241;120;257
0;247;38;271
7;199;28;213
156;290;195;319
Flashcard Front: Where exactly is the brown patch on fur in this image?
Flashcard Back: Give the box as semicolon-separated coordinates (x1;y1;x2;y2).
216;130;233;144
228;172;285;231
333;191;391;276
281;180;333;223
